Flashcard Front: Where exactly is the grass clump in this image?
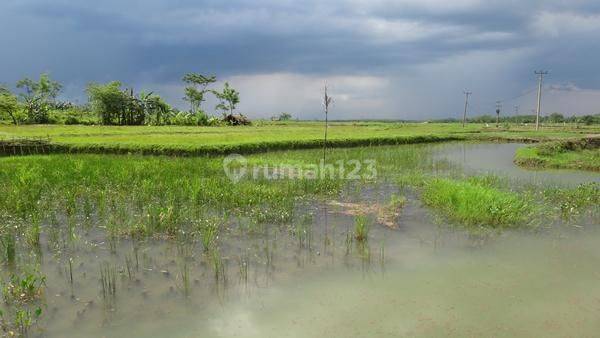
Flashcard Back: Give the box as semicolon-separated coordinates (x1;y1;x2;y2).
354;215;370;242
422;178;534;229
515;138;600;171
542;183;600;219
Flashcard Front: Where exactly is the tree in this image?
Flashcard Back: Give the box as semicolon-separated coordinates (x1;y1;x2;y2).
182;73;216;114
87;82;128;125
548;112;565;123
88;82;173;125
277;112;292;121
580;115;596;126
213;82;240;117
0;87;19;124
16;74;63;123
142;92;172;125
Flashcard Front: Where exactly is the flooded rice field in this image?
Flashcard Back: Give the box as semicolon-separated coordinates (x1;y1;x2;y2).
435;142;600;187
1;142;599;337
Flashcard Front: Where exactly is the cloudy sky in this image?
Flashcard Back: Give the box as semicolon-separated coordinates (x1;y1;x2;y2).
1;0;599;119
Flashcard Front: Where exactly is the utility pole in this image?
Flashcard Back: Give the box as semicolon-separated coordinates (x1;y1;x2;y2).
534;70;549;131
495;101;502;128
462;91;472;127
514;105;520;125
323;85;333;163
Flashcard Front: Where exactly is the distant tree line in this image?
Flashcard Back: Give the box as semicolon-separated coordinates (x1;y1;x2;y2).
434;113;600;126
0;73;248;126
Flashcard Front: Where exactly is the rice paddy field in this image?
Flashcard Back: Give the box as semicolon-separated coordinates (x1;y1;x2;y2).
1;122;599;155
1;122;599;337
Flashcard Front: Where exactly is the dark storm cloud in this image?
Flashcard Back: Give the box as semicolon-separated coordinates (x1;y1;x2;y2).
1;0;599;117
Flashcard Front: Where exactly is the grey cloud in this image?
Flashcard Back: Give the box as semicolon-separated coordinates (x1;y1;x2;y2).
1;0;599;118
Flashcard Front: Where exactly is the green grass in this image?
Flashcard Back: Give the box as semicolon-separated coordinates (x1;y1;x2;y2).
1;122;598;156
421;177;535;229
353;215;370;242
0;154;343;240
0;143;440;256
515;138;600;171
542;183;600;219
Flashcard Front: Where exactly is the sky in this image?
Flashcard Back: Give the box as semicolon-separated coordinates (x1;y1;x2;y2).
1;0;599;120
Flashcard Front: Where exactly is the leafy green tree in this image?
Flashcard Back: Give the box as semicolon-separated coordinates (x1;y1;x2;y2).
182;73;216;114
278;112;292;121
16;74;63;123
88;83;173;125
548;112;565;123
213;82;240;117
580;115;596;126
0;86;20;124
87;82;128;125
141;92;172;125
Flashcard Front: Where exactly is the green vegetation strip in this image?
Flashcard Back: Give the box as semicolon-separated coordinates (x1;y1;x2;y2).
1;122;599;157
421;177;535;229
515;138;600;171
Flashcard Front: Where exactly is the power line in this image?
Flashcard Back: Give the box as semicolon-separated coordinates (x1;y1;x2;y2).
469;87;538;114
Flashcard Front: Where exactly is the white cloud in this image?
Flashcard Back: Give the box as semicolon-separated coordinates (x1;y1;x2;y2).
532;12;600;37
338;17;463;44
223;73;390;119
348;0;483;14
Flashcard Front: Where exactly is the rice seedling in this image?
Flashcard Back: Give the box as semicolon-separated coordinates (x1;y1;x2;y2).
124;255;134;281
237;253;249;290
67;257;74;286
208;248;226;285
345;230;353;256
359;242;372;270
176;260;191;298
292;214;314;249
99;262;117;303
353;215;370;242
197;218;220;253
24;218;41;250
0;225;17;267
263;240;275;278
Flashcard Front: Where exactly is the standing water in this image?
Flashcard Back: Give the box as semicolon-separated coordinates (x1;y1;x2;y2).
1;143;598;337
